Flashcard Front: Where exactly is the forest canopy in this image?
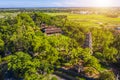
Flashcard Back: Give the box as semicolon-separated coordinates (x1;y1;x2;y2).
0;12;119;80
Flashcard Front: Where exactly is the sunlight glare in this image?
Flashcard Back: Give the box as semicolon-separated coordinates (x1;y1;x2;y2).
93;0;112;7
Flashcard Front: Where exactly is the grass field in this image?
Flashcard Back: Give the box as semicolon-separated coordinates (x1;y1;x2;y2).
0;12;19;18
46;13;120;28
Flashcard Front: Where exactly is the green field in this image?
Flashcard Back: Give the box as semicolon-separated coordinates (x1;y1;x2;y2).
46;13;120;28
0;12;19;18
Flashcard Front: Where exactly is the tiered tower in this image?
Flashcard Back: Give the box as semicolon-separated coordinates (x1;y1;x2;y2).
84;32;93;54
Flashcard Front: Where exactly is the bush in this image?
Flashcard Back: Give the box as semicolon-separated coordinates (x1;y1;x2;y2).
51;77;58;80
99;71;115;80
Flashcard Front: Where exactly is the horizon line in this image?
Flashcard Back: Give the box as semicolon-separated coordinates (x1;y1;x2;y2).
0;6;120;9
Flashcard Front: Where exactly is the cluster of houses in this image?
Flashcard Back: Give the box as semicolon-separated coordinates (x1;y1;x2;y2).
71;11;92;15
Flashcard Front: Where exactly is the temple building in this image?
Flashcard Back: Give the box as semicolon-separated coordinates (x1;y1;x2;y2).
41;24;62;36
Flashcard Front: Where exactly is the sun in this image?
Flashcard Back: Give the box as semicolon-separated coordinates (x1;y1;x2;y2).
93;0;112;7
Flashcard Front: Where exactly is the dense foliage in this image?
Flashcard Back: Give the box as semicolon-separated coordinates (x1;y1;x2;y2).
0;12;119;80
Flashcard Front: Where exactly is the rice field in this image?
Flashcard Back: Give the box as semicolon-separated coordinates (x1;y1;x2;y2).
46;12;120;28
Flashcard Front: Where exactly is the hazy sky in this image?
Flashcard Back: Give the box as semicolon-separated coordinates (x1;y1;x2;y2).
0;0;120;8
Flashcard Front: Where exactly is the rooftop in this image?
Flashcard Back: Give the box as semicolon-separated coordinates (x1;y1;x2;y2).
41;24;62;35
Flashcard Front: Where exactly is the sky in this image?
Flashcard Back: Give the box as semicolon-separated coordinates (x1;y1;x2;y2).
0;0;120;8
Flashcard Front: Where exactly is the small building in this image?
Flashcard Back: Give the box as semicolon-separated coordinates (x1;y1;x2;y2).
115;27;120;33
115;27;120;30
41;24;62;36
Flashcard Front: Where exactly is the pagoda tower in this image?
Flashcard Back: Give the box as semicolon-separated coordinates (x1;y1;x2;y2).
83;32;93;54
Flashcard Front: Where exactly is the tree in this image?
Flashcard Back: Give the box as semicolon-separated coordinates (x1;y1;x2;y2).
32;13;52;26
99;71;115;80
113;34;120;59
91;28;118;62
5;52;40;79
0;39;4;51
92;28;114;52
103;47;118;62
16;13;35;27
0;39;4;56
